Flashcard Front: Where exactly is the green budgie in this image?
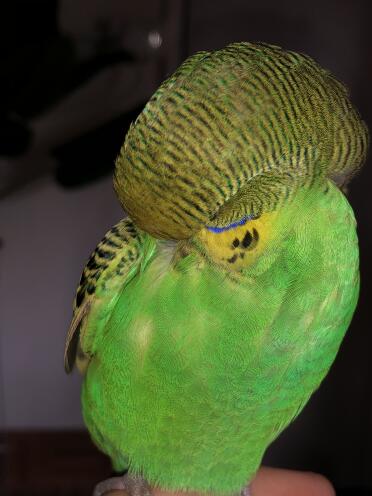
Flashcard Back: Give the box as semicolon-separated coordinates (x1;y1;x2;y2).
64;42;368;496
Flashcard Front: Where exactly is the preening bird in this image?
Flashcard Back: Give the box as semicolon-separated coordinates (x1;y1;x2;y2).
64;42;368;496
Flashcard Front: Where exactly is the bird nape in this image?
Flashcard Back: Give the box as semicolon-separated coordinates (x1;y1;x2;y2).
64;42;369;496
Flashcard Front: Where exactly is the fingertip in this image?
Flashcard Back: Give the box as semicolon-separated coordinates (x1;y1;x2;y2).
251;466;335;496
304;472;336;496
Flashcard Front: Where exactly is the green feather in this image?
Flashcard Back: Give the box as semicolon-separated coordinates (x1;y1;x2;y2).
65;42;367;494
80;183;358;493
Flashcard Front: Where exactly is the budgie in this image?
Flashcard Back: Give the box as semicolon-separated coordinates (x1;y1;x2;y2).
64;42;368;496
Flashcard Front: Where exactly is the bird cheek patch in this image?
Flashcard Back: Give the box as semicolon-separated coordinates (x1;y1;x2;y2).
197;212;278;270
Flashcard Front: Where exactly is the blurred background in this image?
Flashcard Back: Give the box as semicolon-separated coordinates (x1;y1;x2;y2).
0;0;371;494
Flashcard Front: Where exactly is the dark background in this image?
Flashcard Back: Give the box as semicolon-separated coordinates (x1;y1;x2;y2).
0;1;371;494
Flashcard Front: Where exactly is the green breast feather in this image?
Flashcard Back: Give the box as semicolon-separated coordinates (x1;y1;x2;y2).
65;42;368;495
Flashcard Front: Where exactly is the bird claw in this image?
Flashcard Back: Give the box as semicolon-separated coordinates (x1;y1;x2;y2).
241;485;252;496
93;473;152;496
93;473;251;496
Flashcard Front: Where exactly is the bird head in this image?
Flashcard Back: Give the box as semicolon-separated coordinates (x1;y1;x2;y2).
114;42;368;241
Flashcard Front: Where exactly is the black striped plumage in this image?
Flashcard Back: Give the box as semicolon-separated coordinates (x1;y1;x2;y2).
114;42;368;239
73;219;141;313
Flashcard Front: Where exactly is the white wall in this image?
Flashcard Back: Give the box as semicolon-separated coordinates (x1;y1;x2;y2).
0;175;123;428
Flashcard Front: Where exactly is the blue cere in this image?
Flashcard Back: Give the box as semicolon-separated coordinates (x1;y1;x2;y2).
206;214;257;233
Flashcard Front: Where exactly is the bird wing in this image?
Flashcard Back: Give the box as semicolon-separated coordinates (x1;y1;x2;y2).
64;218;156;374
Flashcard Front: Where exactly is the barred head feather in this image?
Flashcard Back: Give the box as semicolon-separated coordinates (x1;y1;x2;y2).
114;42;368;239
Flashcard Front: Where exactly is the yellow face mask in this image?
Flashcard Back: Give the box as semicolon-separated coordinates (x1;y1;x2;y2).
196;211;278;271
